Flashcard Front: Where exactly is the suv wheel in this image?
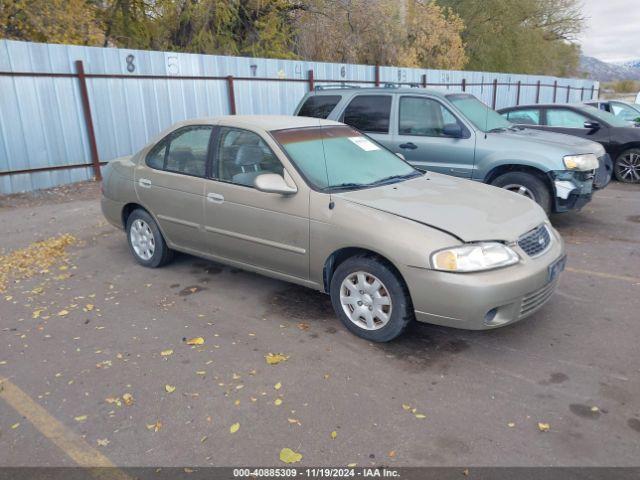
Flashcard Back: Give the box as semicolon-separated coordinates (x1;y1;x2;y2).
330;255;413;342
491;172;551;214
126;209;173;268
614;149;640;183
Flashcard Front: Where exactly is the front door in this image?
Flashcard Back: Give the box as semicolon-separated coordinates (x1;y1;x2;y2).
134;125;213;254
394;95;475;177
542;108;611;148
202;126;310;280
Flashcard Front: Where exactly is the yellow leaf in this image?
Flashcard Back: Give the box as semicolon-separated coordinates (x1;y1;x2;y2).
161;349;173;356
402;403;411;411
57;310;69;317
196;371;206;375
538;422;550;432
279;447;302;464
229;422;240;434
122;393;134;406
507;422;515;428
186;337;204;345
265;353;289;365
11;422;20;429
414;413;426;419
274;382;282;390
347;463;357;468
591;406;599;412
165;384;176;393
146;420;162;432
74;415;88;422
96;438;110;447
330;430;337;440
85;304;94;311
274;398;283;406
287;418;301;425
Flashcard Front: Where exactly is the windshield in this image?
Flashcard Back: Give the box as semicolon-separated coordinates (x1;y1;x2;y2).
446;93;512;132
272;125;419;191
579;105;631;127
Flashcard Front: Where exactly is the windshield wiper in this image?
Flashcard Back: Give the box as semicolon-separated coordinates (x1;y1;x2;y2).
488;127;507;133
321;183;367;192
368;171;422;186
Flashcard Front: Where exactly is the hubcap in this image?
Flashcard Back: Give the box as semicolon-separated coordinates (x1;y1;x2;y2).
130;219;155;261
340;271;392;330
616;152;640;183
503;183;536;200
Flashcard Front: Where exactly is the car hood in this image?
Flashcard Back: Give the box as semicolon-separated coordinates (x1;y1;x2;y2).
335;173;547;243
493;128;605;155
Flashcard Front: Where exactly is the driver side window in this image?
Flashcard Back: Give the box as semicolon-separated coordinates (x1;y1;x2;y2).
545;109;589;128
399;97;461;137
216;127;284;187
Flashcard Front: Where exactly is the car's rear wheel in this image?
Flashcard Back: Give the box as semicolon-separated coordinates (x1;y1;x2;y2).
330;255;413;342
491;171;552;214
126;209;173;268
614;149;640;183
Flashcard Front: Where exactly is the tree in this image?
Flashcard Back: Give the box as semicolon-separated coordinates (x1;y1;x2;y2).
0;0;103;45
294;0;467;69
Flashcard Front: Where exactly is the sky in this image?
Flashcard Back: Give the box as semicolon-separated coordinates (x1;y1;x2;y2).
578;0;640;63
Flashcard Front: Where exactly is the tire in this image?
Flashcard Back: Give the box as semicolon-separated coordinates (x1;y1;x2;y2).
125;209;173;268
490;171;552;214
614;148;640;183
329;254;413;342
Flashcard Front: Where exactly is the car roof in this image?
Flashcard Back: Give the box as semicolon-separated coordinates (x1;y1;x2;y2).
168;115;342;132
310;86;451;98
501;103;591;110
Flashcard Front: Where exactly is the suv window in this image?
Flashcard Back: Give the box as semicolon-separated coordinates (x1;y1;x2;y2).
504;108;540;125
146;126;212;177
399;96;460;136
342;95;392;133
545;109;588;128
298;95;341;119
215;127;283;187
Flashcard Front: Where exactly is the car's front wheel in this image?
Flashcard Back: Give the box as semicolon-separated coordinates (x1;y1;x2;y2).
126;209;173;268
614;148;640;183
330;255;413;342
491;171;552;214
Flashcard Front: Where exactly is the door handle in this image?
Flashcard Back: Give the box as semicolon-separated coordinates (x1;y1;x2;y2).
138;178;151;188
207;192;224;204
399;142;417;150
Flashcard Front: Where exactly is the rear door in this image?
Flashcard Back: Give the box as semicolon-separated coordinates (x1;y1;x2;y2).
134;125;213;254
202;126;310;280
393;95;475;177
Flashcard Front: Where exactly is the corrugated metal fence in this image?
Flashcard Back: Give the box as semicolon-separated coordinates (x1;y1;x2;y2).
0;39;599;194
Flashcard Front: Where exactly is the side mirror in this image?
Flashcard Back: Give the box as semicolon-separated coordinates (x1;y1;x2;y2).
254;173;297;195
396;152;406;160
442;123;463;138
583;121;600;130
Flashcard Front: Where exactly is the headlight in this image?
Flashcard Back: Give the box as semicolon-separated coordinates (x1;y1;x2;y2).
431;242;519;272
563;154;598;171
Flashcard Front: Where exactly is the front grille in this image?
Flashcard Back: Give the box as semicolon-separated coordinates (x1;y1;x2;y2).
518;224;551;257
519;280;557;318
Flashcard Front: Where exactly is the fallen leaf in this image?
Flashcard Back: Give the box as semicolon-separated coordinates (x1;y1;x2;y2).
402;404;411;411
200;435;208;443
96;438;110;447
160;349;173;356
414;413;426;419
57;310;69;317
330;430;337;440
229;422;240;434
279;447;302;464
165;384;176;393
146;421;162;432
274;382;282;390
507;422;515;428
265;353;289;365
11;422;20;429
85;304;94;311
74;415;88;422
538;422;550;432
347;463;357;468
287;418;301;425
274;398;283;406
591;406;599;412
186;337;204;345
105;396;122;407
122;393;134;406
388;450;396;458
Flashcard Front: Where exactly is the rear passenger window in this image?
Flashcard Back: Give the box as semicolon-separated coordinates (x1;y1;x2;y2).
146;126;212;177
505;109;540;125
546;109;588;128
342;95;392;133
298;95;341;119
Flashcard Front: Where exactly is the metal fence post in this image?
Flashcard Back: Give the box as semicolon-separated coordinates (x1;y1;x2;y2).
421;74;427;88
74;60;102;181
461;78;466;92
566;85;571;102
491;79;498;109
308;69;314;91
553;80;557;103
535;80;541;104
590;85;595;100
580;86;584;101
226;75;236;114
374;65;380;87
516;81;521;105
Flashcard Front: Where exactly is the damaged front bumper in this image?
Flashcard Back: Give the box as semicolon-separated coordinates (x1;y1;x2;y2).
550;170;595;213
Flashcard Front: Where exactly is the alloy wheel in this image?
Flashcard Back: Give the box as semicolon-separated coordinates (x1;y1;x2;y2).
502;183;536;200
616;152;640;183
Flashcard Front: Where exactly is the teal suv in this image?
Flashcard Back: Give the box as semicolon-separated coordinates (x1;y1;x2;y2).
294;87;610;213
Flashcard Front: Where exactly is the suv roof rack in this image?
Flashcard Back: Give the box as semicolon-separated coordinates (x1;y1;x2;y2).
314;84;363;91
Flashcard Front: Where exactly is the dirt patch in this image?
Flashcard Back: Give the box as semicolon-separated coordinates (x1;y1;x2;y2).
569;403;601;419
628;418;640;433
178;285;207;296
0;181;100;209
267;285;333;321
539;372;569;385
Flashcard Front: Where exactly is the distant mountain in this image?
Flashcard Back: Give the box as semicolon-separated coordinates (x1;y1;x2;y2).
579;55;640;81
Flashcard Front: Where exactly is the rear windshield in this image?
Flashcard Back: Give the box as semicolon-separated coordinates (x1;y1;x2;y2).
271;125;418;191
297;95;341;119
